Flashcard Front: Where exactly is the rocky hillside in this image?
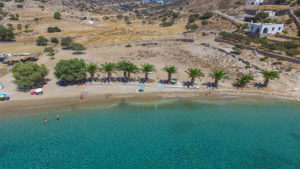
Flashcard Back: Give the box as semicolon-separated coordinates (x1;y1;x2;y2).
0;0;248;14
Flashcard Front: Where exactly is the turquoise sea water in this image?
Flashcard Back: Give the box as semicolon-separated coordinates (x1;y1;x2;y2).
0;99;300;169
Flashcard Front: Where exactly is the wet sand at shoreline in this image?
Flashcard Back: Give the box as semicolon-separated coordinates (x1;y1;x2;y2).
1;88;299;119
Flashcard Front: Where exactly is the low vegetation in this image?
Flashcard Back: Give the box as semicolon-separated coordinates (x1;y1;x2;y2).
36;36;48;46
219;32;300;57
0;25;15;41
54;59;87;84
47;27;61;33
12;62;49;90
61;37;73;49
54;12;61;19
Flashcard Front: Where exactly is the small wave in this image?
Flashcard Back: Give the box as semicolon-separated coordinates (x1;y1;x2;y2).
219;96;239;99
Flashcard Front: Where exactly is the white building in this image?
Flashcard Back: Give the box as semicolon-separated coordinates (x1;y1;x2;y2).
248;0;264;5
87;20;95;25
248;23;284;36
256;10;276;17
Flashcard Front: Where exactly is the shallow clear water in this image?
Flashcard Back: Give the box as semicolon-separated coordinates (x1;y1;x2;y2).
0;99;300;169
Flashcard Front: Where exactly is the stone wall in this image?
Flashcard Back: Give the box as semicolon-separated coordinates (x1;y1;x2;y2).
288;8;300;29
215;38;300;64
275;34;300;41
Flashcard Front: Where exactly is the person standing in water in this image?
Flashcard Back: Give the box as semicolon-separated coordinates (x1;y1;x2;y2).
56;114;60;120
44;118;47;124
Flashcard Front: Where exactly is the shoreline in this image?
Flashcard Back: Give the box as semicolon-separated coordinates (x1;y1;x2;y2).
0;88;299;119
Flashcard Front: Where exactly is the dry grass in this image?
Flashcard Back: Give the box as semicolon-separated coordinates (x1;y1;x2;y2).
247;5;291;11
0;44;44;54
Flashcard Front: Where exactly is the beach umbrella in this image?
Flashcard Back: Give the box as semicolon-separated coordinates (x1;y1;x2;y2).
0;94;7;98
140;86;145;90
35;88;43;93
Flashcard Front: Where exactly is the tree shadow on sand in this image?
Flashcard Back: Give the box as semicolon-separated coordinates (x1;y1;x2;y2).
72;52;86;55
253;82;264;89
202;82;214;88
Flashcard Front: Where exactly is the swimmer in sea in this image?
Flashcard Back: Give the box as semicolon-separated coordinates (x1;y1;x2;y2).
56;114;60;120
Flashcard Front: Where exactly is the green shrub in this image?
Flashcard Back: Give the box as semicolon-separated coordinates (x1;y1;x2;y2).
235;1;242;5
245;65;251;69
282;41;299;49
54;12;61;19
54;59;87;83
254;12;269;22
202;20;209;25
47;26;61;33
36;36;48;46
285;49;300;56
201;12;214;20
160;19;175;27
71;43;86;53
235;44;244;49
24;29;33;33
188;14;199;23
61;36;73;49
125;44;132;48
17;24;22;30
44;47;54;53
285;18;294;24
51;37;59;44
17;4;23;8
116;14;123;19
12;62;48;90
259;57;268;61
0;25;15;41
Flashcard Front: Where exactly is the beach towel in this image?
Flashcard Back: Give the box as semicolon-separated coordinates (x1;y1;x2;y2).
158;83;164;88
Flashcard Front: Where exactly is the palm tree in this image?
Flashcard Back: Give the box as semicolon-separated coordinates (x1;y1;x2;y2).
117;61;129;80
185;68;204;86
126;62;139;81
209;70;228;89
163;65;177;82
101;62;116;83
141;63;156;83
236;74;254;89
117;61;138;82
87;63;98;81
261;70;280;87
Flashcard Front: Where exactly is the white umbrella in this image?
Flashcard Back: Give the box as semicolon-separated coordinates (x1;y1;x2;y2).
88;21;94;25
35;88;43;93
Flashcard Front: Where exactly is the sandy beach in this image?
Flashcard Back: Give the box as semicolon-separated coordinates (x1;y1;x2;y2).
1;81;299;118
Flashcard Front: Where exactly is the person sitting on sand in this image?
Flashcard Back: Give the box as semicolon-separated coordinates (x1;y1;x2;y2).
56;115;60;120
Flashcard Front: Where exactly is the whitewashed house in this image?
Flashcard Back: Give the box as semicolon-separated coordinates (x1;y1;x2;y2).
248;0;264;5
248;23;284;37
256;10;276;17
